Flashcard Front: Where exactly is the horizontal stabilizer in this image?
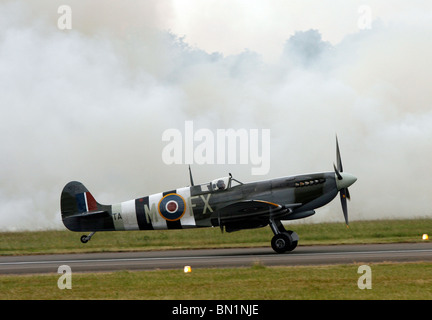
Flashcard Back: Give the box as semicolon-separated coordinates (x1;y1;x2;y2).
63;210;109;220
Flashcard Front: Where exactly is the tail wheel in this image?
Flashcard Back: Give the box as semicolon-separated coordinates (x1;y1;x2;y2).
271;233;293;254
80;232;96;244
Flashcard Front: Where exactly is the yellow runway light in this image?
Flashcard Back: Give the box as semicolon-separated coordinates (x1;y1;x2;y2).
422;234;429;240
184;266;192;273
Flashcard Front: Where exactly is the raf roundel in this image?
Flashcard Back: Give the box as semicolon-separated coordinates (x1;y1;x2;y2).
158;193;186;221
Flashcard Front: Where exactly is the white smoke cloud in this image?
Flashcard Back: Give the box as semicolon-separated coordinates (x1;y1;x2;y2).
0;1;431;230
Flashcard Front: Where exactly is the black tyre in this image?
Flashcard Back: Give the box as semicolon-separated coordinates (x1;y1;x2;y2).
271;233;293;254
80;235;89;244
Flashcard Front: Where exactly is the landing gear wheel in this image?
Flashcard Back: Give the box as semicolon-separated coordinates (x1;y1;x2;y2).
271;232;293;254
80;235;89;244
80;232;96;244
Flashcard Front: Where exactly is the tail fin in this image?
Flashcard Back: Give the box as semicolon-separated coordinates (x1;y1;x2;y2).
60;181;114;232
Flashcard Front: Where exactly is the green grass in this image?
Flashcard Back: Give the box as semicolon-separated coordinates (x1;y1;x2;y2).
1;262;431;300
0;219;431;255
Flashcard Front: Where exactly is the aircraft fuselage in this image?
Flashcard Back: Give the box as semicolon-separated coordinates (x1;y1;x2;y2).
62;172;340;233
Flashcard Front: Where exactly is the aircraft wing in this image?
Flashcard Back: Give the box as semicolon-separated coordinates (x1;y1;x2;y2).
212;200;302;232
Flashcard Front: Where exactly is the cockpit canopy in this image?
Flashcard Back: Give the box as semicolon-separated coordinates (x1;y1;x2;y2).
196;173;243;193
211;177;230;191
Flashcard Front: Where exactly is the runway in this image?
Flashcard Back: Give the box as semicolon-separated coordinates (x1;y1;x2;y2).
1;242;431;275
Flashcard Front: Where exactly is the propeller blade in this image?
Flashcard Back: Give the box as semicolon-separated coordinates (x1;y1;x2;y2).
333;163;343;180
336;135;343;172
345;187;351;201
340;188;349;226
335;136;353;226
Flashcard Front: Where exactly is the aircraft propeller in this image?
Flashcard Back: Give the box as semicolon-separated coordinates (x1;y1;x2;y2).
333;136;357;226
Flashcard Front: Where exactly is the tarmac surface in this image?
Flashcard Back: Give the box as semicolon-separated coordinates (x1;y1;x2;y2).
1;242;431;275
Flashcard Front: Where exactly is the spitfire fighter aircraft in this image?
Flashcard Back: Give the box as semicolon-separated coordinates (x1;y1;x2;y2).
61;138;357;253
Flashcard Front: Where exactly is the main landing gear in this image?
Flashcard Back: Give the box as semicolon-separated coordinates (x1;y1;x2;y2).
80;232;96;244
269;219;298;254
